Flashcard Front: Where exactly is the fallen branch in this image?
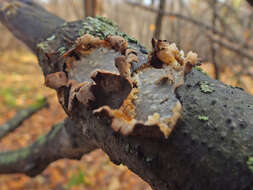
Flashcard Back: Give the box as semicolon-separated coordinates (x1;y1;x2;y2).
0;97;48;140
0;119;97;177
0;0;64;52
0;1;253;190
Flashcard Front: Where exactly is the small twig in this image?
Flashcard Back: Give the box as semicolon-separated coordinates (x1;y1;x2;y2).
206;33;253;61
0;97;49;140
126;1;253;49
211;0;219;79
153;0;166;38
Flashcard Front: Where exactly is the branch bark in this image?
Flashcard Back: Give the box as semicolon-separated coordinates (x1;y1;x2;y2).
0;119;97;177
0;0;64;53
1;1;253;190
0;97;48;140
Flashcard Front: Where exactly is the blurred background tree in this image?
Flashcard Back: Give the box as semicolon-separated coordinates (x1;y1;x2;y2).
0;0;252;189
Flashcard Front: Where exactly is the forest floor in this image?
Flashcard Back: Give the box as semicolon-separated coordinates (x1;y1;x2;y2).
0;49;252;190
0;49;151;190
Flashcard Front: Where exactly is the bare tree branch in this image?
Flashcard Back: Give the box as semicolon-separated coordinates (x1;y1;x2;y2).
210;0;219;79
0;0;64;53
206;33;253;61
0;118;97;177
153;0;166;38
0;1;253;190
0;97;49;140
126;1;253;50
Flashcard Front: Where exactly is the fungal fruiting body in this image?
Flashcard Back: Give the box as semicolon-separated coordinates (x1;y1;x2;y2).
44;31;198;139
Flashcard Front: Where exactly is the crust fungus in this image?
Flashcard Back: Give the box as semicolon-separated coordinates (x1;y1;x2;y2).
92;38;196;138
114;56;131;78
45;72;68;90
45;32;198;139
68;81;95;111
63;34;107;58
105;35;128;54
150;38;198;91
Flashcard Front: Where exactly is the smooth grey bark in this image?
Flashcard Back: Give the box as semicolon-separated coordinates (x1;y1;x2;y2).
0;1;253;190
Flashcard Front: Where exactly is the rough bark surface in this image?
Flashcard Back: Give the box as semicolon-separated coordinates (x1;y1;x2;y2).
1;1;253;190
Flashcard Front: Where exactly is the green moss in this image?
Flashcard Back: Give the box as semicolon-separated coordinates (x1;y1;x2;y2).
57;46;66;56
46;34;56;41
198;115;209;121
247;157;253;173
200;81;214;93
36;135;47;146
124;144;130;153
49;122;63;140
37;42;48;51
195;66;208;75
0;148;30;164
80;17;138;45
145;156;153;163
96;16;117;27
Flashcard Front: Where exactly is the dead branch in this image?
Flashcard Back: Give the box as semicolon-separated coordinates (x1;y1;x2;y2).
0;97;48;140
153;0;166;38
0;0;64;52
0;1;253;190
207;33;253;61
0;119;97;177
126;1;253;50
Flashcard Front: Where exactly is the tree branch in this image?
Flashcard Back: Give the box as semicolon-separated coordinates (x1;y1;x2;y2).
0;0;64;53
206;33;253;61
126;1;253;51
0;118;97;177
0;97;48;140
1;1;253;190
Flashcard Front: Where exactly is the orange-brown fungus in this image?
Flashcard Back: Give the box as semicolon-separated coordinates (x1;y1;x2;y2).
45;71;68;90
105;35;128;54
46;32;194;139
115;56;131;78
63;34;108;57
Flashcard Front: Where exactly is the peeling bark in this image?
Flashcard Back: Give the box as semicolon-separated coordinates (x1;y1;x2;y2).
0;1;253;190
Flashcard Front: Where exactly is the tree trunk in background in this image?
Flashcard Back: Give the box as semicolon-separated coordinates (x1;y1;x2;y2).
153;0;166;38
211;0;219;79
247;0;253;6
83;0;103;18
151;0;155;7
